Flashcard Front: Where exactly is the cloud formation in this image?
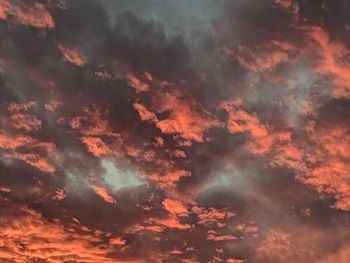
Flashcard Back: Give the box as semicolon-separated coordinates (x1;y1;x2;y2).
0;0;349;262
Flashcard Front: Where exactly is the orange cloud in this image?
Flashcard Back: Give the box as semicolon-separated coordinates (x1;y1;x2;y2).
220;100;268;139
297;126;350;211
220;100;283;155
226;258;246;263
143;150;156;161
0;0;54;29
274;0;299;14
44;100;63;112
135;91;220;144
130;223;164;234
58;44;87;67
162;198;189;216
0;0;7;19
207;230;237;242
0;186;11;193
154;91;220;143
130;212;192;233
133;102;158;122
61;105;151;161
54;189;66;201
7;101;42;132
95;69;113;81
220;100;307;170
125;144;142;158
224;39;295;72
0;205;130;263
248;121;350;211
0;133;55;173
148;168;190;188
8;101;37;113
0;133;36;150
78;105;118;137
81;137;111;157
235;222;258;237
172;150;187;158
157;216;192;230
10;113;42;131
154;136;164;147
91;186;116;204
192;206;235;228
255;229;292;261
110;237;126;246
127;73;150;93
307;26;350;98
3;152;55;173
130;198;192;233
221;101;349;211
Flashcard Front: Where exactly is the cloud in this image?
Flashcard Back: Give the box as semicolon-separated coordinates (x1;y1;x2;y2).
0;0;349;261
58;44;87;67
127;73;150;93
91;186;116;204
0;203;130;263
44;100;63;111
0;133;55;173
207;230;237;242
81;136;111;157
135;90;221;144
133;102;157;122
0;0;54;29
296;125;350;211
307;26;350;99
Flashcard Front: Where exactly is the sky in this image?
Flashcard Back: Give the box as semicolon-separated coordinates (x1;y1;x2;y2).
0;0;349;262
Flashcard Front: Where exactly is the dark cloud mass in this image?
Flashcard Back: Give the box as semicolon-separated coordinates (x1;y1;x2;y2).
0;0;350;262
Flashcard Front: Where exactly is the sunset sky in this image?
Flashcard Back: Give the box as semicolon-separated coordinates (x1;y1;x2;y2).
0;0;350;262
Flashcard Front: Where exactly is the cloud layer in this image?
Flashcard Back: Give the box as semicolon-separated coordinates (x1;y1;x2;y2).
0;0;349;262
